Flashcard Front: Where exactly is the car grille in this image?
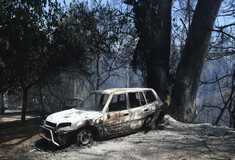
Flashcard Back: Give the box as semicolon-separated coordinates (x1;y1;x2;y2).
45;121;56;129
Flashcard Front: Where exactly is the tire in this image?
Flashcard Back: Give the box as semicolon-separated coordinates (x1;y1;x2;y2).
144;115;155;130
156;111;165;123
76;129;93;146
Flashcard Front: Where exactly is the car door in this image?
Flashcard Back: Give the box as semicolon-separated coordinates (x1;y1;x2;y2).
103;93;131;136
128;91;151;130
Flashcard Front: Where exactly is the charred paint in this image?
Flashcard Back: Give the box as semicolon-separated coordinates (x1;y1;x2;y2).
40;88;162;146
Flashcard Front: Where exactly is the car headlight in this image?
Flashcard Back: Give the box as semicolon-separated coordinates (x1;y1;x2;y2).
57;123;71;129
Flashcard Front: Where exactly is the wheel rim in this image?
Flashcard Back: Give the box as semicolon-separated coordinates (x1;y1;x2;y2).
78;130;93;145
145;116;155;129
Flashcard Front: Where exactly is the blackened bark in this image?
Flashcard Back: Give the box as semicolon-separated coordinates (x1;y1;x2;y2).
233;101;235;129
214;93;234;125
147;0;171;101
38;86;45;119
21;88;28;121
169;0;222;122
0;93;4;114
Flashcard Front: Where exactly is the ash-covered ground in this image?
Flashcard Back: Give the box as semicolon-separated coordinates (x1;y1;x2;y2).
21;115;235;160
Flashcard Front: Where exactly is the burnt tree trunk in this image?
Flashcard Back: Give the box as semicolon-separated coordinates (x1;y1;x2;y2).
21;87;28;121
0;93;4;114
38;86;45;119
169;0;222;122
233;100;235;129
147;0;171;101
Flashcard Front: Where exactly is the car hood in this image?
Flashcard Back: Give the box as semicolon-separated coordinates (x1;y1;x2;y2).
46;108;103;125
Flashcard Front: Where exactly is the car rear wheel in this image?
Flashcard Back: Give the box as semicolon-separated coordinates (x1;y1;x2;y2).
144;115;155;129
76;129;93;146
156;111;165;123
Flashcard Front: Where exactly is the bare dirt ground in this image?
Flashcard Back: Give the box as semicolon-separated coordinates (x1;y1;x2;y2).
0;111;42;160
1;112;235;160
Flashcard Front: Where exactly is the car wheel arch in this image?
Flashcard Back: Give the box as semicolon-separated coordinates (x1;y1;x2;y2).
143;114;155;129
76;125;101;141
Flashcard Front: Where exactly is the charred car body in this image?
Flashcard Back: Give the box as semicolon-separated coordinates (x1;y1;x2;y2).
39;88;164;146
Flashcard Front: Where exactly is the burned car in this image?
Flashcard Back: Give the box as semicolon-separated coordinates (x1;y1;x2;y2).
39;88;164;146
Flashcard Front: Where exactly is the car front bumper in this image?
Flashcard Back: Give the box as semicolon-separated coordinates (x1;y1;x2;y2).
39;126;70;146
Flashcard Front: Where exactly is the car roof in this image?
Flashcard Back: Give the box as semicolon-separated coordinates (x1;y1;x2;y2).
94;88;154;95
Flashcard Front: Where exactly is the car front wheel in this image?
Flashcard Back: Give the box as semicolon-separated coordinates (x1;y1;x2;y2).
76;129;93;146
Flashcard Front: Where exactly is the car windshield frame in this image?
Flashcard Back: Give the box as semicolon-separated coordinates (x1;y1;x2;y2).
61;98;82;110
76;92;109;111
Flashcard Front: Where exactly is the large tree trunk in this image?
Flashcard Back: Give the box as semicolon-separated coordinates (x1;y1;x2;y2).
21;87;28;121
233;101;235;129
0;93;4;114
147;0;171;101
169;0;222;122
38;86;45;119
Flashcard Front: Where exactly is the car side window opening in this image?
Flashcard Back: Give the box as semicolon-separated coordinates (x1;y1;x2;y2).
139;92;146;105
128;92;146;108
109;94;127;112
144;90;157;103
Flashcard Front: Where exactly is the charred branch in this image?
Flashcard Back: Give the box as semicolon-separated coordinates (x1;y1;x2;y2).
200;74;233;85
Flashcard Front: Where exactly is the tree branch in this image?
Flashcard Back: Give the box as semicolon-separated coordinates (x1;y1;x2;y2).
200;74;233;85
